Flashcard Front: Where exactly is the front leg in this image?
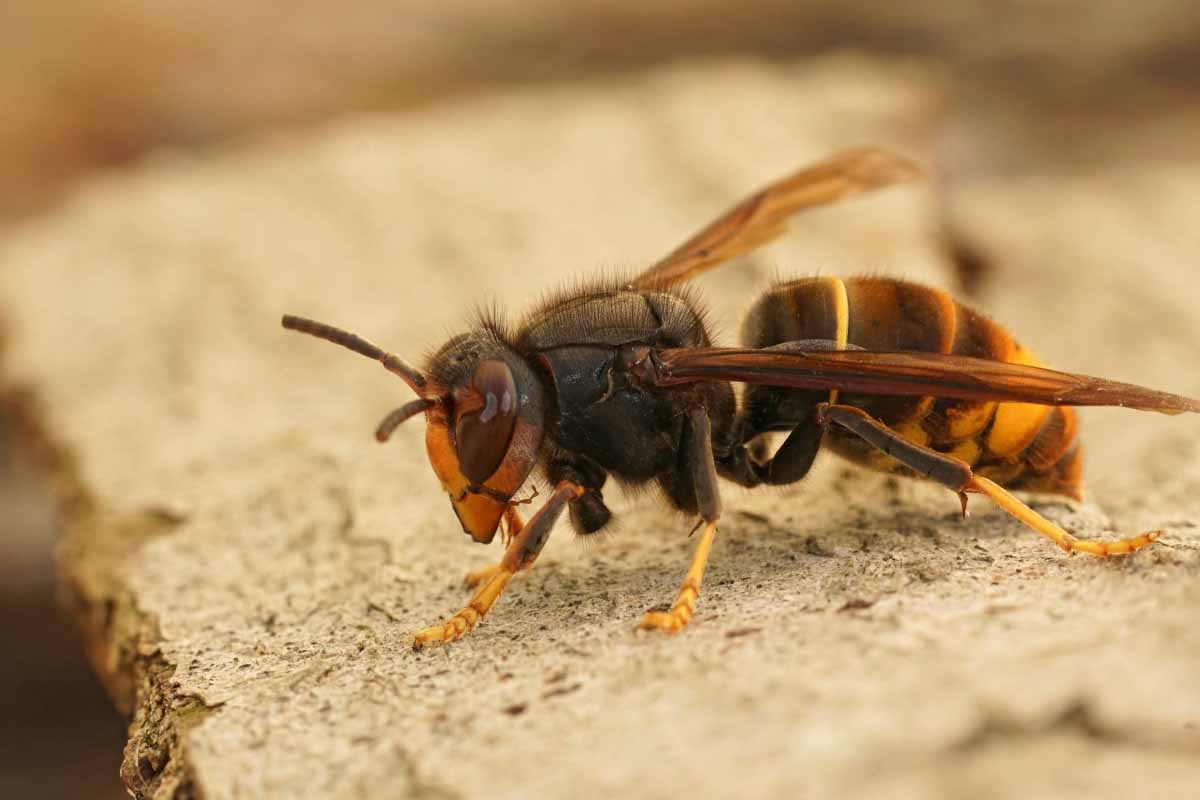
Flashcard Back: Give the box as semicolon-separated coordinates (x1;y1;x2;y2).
413;481;583;648
462;506;526;588
640;406;723;635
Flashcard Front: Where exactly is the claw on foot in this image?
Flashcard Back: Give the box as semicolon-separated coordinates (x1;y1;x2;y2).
1063;529;1160;557
639;587;697;635
966;475;1161;558
638;519;717;636
413;608;479;647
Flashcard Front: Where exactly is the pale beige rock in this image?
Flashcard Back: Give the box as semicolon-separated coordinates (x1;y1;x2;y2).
2;56;1199;799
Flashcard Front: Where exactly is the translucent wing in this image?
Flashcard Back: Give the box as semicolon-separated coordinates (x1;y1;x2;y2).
655;347;1200;415
627;147;922;290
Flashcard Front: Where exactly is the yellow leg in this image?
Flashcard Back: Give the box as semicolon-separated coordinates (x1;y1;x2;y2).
965;476;1160;557
413;570;514;647
462;563;504;590
461;507;525;588
819;403;1161;559
412;481;582;649
640;520;718;634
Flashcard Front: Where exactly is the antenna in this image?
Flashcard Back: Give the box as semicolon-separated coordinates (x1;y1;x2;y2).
375;399;435;441
281;314;428;394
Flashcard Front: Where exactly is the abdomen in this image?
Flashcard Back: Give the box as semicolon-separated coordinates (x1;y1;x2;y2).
740;276;1083;500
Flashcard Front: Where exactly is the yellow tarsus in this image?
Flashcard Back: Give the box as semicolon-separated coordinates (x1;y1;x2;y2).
412;481;582;649
413;570;513;647
966;475;1160;557
640;520;718;634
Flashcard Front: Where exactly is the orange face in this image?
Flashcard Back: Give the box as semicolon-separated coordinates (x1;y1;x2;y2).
423;359;542;543
280;315;545;543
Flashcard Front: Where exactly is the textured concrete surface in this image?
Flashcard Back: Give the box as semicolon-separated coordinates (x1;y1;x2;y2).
2;57;1199;799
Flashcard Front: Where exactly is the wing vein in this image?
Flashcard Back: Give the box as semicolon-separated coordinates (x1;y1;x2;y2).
655;348;1200;415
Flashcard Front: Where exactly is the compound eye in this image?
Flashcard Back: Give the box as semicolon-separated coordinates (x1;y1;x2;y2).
454;359;519;483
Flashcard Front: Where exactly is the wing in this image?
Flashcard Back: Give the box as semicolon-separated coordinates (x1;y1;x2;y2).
626;147;922;290
655;347;1200;415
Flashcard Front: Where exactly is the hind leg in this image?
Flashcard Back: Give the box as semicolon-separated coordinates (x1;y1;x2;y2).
816;403;1159;557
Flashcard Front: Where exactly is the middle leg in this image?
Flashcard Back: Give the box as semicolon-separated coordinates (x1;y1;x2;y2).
640;406;723;634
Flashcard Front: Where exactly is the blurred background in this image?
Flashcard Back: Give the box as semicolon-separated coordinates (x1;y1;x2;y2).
1;2;1197;797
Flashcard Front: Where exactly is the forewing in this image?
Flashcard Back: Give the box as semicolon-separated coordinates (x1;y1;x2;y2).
656;347;1200;415
627;147;922;290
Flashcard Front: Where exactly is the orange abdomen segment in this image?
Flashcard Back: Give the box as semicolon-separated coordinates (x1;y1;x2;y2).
840;277;955;424
743;276;1084;500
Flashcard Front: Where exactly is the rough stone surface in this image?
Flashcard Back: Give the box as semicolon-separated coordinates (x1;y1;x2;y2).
2;57;1199;799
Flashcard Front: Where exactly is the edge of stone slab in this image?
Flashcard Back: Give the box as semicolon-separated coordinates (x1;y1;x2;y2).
1;379;215;798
